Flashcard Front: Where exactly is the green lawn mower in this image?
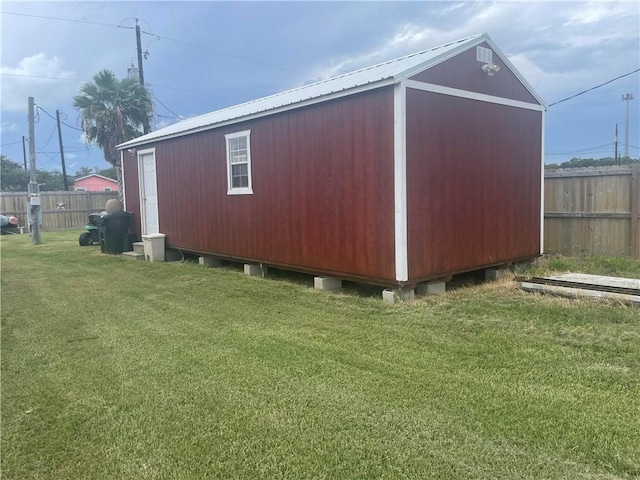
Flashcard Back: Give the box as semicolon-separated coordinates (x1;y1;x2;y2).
79;213;102;246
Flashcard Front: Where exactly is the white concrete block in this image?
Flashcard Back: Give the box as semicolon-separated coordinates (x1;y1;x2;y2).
244;264;262;276
382;287;415;304
314;276;342;292
485;267;509;281
199;256;221;267
416;281;446;295
142;233;166;262
382;289;396;304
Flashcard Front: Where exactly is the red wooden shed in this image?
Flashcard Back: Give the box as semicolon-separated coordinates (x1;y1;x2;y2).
118;33;545;290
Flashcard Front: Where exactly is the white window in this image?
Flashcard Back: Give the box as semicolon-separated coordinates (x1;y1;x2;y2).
476;46;493;64
75;188;86;192
225;130;253;195
104;187;112;192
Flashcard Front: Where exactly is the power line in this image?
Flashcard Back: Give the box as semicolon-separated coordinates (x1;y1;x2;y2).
548;69;640;107
0;72;235;102
140;30;320;80
150;92;182;120
1;11;131;30
36;90;183;135
148;82;239;101
545;142;614;156
3;10;319;80
1;140;23;147
39;148;92;154
40;124;59;151
0;73;87;82
36;106;84;132
59;120;83;132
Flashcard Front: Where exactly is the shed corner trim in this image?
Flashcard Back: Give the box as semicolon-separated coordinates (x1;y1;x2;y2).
393;80;409;282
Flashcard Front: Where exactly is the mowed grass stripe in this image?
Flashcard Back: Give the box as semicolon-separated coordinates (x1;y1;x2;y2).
1;231;639;479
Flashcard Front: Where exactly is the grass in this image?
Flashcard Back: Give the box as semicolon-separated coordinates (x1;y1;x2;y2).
1;231;639;479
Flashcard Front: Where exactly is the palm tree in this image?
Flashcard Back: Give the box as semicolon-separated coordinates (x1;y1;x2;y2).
73;69;153;201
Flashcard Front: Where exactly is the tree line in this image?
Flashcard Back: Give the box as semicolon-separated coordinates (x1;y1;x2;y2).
545;156;640;169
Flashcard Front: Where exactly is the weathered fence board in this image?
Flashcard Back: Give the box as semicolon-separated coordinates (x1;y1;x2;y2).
0;191;118;231
544;165;640;259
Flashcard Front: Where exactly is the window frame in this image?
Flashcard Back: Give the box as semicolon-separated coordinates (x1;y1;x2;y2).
225;130;253;195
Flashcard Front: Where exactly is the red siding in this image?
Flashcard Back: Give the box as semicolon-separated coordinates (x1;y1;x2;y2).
405;89;542;281
127;88;396;283
410;42;539;104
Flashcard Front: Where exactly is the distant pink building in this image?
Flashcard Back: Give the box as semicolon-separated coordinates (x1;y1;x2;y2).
73;174;119;192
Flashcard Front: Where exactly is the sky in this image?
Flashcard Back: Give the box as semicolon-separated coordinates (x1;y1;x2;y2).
1;0;639;175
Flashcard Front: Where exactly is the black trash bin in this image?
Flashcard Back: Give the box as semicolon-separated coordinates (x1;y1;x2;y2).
95;212;133;254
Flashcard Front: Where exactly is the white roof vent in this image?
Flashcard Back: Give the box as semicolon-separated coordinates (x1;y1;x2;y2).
476;46;493;64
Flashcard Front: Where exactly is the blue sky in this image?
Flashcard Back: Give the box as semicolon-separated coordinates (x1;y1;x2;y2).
1;1;639;174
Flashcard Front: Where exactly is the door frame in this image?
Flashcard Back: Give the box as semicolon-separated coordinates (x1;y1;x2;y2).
137;147;158;235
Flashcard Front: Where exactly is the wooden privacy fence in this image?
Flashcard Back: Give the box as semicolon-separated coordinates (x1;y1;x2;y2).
3;170;639;259
544;165;640;259
0;191;119;231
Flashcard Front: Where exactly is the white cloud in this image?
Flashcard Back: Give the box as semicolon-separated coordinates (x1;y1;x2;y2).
0;53;79;112
563;2;627;26
311;23;451;80
507;52;583;101
0;122;20;134
389;24;436;49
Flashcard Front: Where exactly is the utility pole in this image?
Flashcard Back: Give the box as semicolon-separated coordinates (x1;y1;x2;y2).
55;110;69;191
614;123;619;165
622;93;634;159
28;97;41;244
22;135;28;171
135;18;150;134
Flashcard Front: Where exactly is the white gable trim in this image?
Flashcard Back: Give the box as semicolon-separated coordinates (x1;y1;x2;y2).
483;36;547;109
406;80;545;111
393;81;408;283
397;34;546;110
393;34;487;82
120;150;126;211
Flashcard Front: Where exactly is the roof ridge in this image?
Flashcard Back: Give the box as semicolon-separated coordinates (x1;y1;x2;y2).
190;34;485;120
120;33;491;148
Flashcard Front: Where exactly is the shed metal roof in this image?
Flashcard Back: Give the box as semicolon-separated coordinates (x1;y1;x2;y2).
119;33;542;149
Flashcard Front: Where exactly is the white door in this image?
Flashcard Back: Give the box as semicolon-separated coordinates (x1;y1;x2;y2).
138;149;159;235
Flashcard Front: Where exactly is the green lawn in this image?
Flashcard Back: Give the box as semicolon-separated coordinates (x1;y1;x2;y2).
2;231;639;479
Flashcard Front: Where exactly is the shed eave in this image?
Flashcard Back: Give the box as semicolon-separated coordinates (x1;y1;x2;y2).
117;77;397;150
